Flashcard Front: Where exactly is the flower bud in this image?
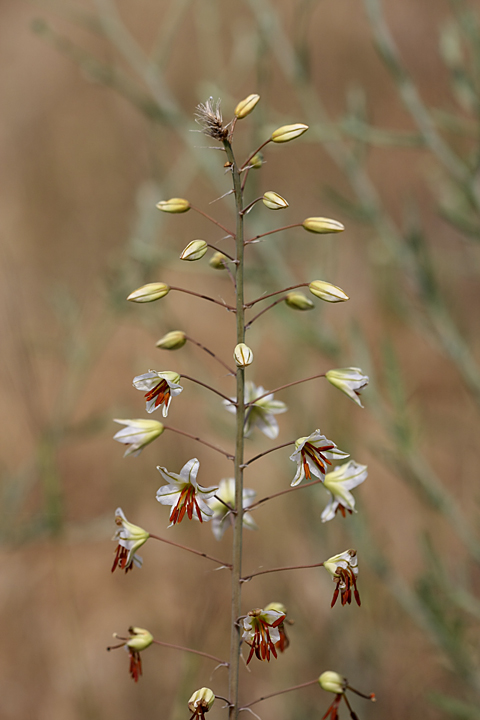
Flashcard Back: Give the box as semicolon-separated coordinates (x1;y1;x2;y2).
188;688;215;715
180;240;208;261
271;123;308;143
318;671;346;695
285;292;314;311
302;217;345;233
156;331;187;350
326;367;369;408
156;198;190;213
209;252;228;269
127;283;170;303
126;627;154;652
234;343;253;368
262;191;289;210
309;280;349;303
235;94;260;119
250;152;264;169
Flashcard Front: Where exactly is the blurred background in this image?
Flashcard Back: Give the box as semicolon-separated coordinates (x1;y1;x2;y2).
1;0;480;718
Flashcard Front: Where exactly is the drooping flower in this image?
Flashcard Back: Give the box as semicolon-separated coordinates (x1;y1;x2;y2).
207;478;257;540
323;549;360;607
289;430;349;487
242;607;286;664
224;381;287;439
325;367;369;408
107;626;153;682
321;461;368;522
133;370;183;417
111;508;149;573
113;418;164;457
188;688;216;720
264;602;291;653
156;458;218;525
318;671;376;719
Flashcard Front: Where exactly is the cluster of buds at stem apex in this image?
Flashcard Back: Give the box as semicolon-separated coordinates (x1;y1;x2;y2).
302;217;345;234
180;240;208;261
127;282;170;303
262;191;289;210
290;430;349;486
234;342;254;368
156;458;218;525
133;370;183;416
326;368;369;408
156;330;187;350
113;418;164;457
224;380;287;439
264;602;291;652
207;478;257;540
156;197;190;213
309;280;349;303
324;549;360;607
271;123;309;143
285;291;315;311
318;671;376;720
322;461;367;522
209;251;228;269
107;627;153;682
188;687;216;720
242;607;286;664
112;508;149;573
195;97;228;141
235;93;260;119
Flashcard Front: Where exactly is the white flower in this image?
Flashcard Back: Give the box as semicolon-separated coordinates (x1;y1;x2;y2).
188;688;215;718
133;370;183;417
289;429;349;486
242;608;285;664
112;508;149;573
325;367;369;408
113;418;164;457
156;458;218;525
208;478;257;540
321;461;368;522
323;549;360;607
224;381;287;439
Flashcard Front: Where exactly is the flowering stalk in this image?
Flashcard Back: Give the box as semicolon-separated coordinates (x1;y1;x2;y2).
222;135;245;720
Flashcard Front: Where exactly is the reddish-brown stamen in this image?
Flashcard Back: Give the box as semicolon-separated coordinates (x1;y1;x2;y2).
111;545;134;573
144;380;171;409
301;442;335;480
170;485;204;525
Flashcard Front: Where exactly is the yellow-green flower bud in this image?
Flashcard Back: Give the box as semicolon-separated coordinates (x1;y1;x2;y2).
209;252;228;269
264;601;287;615
318;671;346;695
156;331;187;350
302;217;345;233
127;283;170;303
180;240;208;261
235;94;260;119
234;343;253;368
188;688;215;715
126;627;154;652
271;123;308;143
156;198;190;213
309;280;349;303
263;191;289;210
250;152;264;169
285;292;314;311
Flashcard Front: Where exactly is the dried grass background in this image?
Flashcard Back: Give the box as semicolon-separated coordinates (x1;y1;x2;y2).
1;1;480;719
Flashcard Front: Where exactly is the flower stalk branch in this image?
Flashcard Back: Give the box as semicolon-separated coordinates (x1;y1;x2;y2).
184;335;236;375
181;374;237;404
149;533;232;567
241;561;324;582
245;373;326;405
240;678;319;709
170;286;235;311
245;283;308;307
152;639;228;667
190;204;235;237
163;425;234;460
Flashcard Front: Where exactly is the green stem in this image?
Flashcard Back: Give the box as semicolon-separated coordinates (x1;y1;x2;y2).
223;137;245;720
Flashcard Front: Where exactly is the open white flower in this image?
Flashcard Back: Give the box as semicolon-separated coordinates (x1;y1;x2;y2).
113;418;164;457
208;478;257;540
112;508;149;573
156;458;218;525
133;370;183;416
224;381;287;439
325;367;369;408
323;549;360;607
321;461;368;522
289;429;349;486
242;607;285;664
